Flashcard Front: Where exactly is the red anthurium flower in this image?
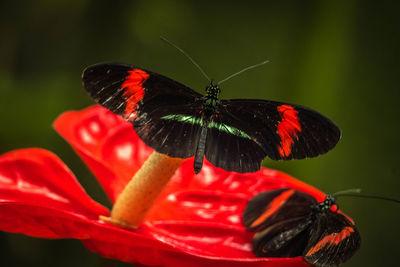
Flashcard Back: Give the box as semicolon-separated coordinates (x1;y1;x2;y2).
0;105;327;267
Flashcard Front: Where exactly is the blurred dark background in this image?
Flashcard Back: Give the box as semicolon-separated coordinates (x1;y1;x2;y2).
1;0;399;266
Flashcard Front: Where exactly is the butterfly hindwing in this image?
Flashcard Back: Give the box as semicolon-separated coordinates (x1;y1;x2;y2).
133;103;204;158
204;114;267;173
252;216;312;257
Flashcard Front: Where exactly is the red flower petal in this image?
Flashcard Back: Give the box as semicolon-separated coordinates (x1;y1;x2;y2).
136;164;321;266
81;220;308;267
53;105;153;202
144;160;325;224
53;105;325;266
0;148;194;265
0;148;108;238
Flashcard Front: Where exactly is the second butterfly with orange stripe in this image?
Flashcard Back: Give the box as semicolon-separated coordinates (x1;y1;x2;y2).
243;189;360;266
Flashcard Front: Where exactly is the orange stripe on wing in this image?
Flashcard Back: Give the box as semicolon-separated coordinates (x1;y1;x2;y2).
250;189;295;228
305;226;355;256
121;69;150;118
277;105;301;157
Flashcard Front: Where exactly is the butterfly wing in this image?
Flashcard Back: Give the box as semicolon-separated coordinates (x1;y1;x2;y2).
303;210;361;267
206;99;340;172
204;113;267;172
243;189;317;257
252;216;312;257
82;63;204;158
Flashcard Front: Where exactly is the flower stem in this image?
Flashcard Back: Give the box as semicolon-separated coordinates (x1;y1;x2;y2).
106;151;183;228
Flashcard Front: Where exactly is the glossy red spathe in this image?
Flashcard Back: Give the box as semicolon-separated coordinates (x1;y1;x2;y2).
0;105;330;266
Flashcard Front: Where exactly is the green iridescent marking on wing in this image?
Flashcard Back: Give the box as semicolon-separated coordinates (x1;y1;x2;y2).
208;121;251;139
161;114;203;126
161;114;251;139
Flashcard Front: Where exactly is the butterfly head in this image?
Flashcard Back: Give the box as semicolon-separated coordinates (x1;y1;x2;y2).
314;195;336;213
206;80;221;99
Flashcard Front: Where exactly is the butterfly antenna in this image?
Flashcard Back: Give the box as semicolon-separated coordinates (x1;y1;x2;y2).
333;188;362;196
160;36;211;82
218;60;270;85
333;188;400;204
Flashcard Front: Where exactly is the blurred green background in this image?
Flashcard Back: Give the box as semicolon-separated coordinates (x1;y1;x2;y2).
1;0;399;266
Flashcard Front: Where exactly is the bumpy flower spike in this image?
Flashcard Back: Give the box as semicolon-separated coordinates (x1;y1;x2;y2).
107;151;184;227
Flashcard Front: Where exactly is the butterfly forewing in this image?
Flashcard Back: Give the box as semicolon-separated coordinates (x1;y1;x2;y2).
82;63;202;118
83;63;134;116
243;189;316;231
218;99;341;162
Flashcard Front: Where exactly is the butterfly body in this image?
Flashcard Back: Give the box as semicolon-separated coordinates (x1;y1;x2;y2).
83;63;341;174
190;81;220;173
243;189;360;267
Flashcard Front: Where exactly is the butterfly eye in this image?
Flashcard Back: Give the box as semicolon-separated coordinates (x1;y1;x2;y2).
331;204;339;212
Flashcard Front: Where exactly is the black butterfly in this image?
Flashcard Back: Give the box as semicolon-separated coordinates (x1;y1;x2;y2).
82;63;340;174
243;189;360;267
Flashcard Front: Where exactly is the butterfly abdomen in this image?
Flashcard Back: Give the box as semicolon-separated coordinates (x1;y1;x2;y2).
194;124;208;174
